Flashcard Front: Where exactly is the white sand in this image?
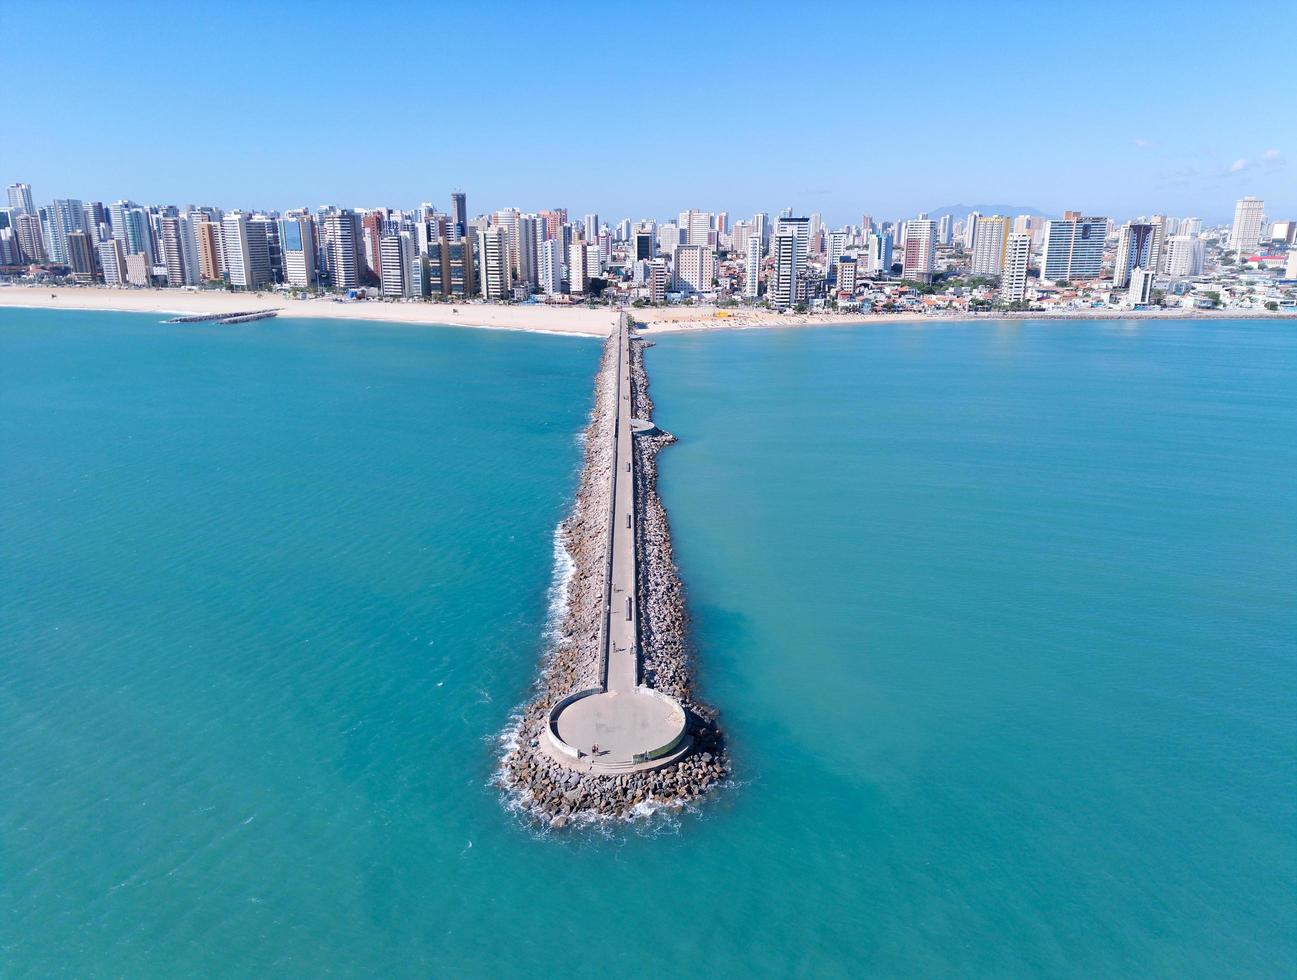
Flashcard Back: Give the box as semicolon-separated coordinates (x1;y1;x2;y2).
0;285;617;336
1;285;1289;337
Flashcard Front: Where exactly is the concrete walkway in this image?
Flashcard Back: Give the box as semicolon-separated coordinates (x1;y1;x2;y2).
546;316;689;772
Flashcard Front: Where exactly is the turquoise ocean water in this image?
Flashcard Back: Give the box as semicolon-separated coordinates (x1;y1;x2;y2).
1;310;1293;976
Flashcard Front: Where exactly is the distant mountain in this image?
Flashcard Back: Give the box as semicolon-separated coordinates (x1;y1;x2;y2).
927;204;1052;221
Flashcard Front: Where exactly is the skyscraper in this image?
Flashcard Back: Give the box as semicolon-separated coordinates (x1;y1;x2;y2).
1040;216;1106;281
770;230;800;310
451;191;467;239
583;213;599;243
538;238;562;296
568;235;589;295
222;213;257;289
866;230;893;276
1001;233;1031;302
827;231;849;280
1148;214;1167;273
633;229;655;262
159;216;188;287
65;230;96;282
379;234;413;296
1128;266;1155;305
744;234;761;299
48;198;86;263
195;220;222;282
836;255;858;294
937;213;952;245
15;213;45;263
516;213;538;287
1230;196;1265;255
648;258;669;303
671;244;714;294
325;211;359;290
1163;235;1204;277
902;218;937;283
969;216;1011;276
278;214;318;287
7;182;34;215
110;201;154;258
478;225;512;299
1112;222;1155;288
99;237;128;285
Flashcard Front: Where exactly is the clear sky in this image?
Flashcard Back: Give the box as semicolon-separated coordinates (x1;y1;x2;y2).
7;0;1294;224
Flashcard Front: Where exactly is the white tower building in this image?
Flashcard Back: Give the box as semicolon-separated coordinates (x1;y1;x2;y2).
1230;196;1265;256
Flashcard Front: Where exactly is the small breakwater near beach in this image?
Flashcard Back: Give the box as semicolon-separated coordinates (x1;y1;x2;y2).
497;325;727;827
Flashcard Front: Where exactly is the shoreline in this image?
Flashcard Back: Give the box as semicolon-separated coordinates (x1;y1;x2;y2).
0;285;615;337
2;285;1291;340
635;305;1297;334
495;329;726;826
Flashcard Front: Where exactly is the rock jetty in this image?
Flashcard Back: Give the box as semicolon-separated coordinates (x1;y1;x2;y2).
497;328;727;826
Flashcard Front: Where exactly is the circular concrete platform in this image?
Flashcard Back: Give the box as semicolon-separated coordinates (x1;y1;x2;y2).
545;687;689;773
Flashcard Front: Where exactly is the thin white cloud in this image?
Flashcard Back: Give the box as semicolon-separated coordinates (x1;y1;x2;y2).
1261;148;1283;165
1228;158;1247;173
1132;137;1152;148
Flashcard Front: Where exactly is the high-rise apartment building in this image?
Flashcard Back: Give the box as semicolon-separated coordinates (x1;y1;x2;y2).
836;255;858;294
278;214;318;287
222;213;258;289
7;182;34;215
1041;216;1106;281
451;191;467;239
744;234;761;299
648;258;669;303
1001;233;1031;302
15;213;46;262
325;211;359;290
478;225;512;299
48;198;86;263
159;216;188;287
828;231;849;279
379;234;413;296
866;230;893;275
1163;235;1204;277
633;229;655;262
1230;196;1265;255
582;213;599;243
1113;222;1155;288
428;234;475;297
902;218;937;283
970;216;1011;276
516;213;538;287
538;238;561;296
672;244;714;294
770;230;800;310
195;220;222;281
65;230;96;282
568;236;589;295
1128;266;1155;305
99;237;128;285
1148;214;1167;273
677;210;713;249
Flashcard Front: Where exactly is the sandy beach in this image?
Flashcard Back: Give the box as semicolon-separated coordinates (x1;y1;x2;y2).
0;285;617;336
1;284;1291;337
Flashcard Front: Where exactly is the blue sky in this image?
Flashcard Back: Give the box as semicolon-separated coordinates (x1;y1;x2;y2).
7;0;1294;224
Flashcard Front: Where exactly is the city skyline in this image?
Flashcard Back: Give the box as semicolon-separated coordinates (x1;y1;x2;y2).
8;0;1294;223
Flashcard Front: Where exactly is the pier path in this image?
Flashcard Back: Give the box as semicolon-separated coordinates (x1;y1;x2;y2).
545;315;689;772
